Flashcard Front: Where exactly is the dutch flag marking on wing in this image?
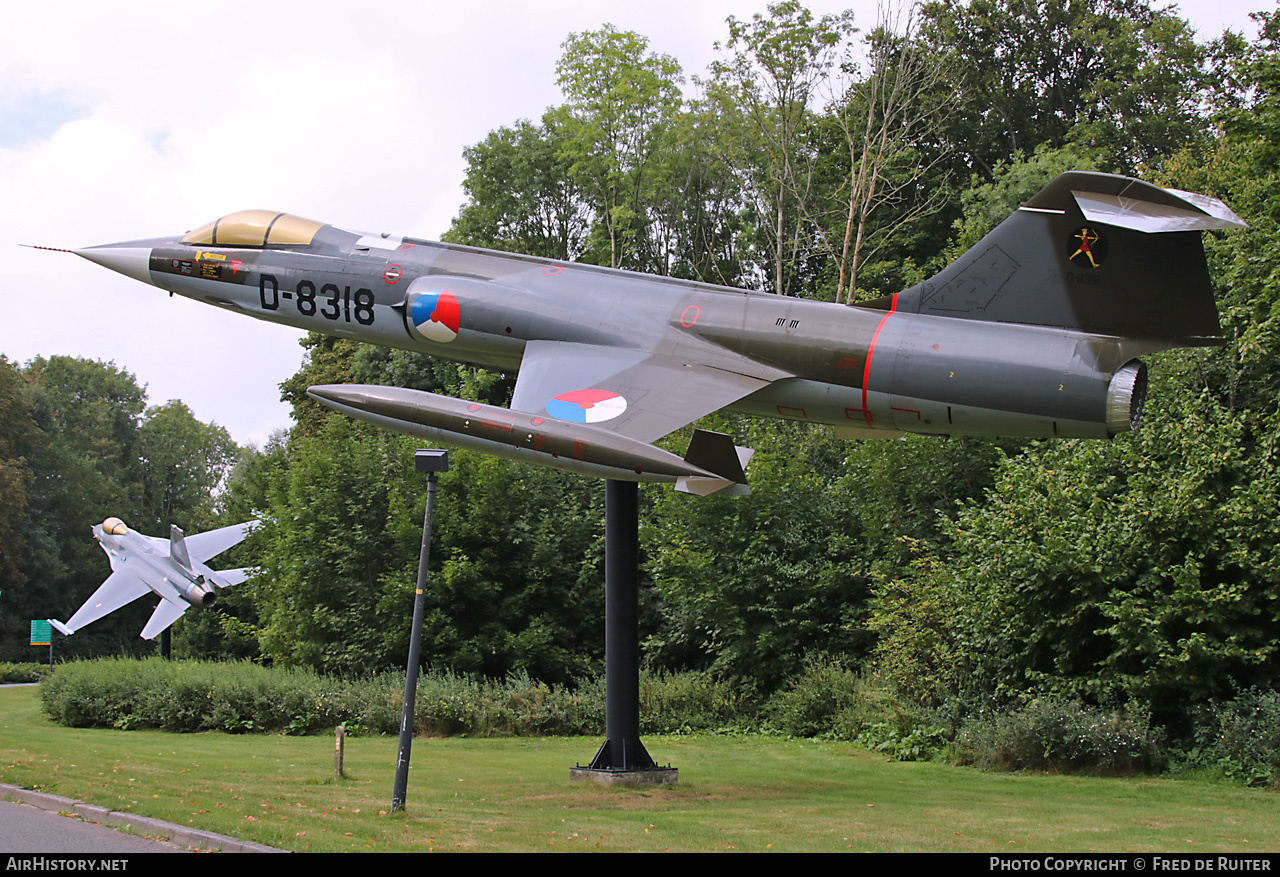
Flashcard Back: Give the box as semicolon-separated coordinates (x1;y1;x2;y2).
546;389;628;423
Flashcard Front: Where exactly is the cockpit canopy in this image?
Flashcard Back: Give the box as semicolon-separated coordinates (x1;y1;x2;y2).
102;517;128;535
181;210;326;248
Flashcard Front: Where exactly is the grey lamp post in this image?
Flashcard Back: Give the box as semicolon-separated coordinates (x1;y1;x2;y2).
391;449;449;813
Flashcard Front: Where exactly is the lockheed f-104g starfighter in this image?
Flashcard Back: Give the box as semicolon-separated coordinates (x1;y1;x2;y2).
63;172;1244;495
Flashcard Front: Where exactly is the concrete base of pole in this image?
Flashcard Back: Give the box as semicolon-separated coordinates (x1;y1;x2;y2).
568;766;678;787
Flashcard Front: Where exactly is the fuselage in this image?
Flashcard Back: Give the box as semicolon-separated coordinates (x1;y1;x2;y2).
94;518;216;608
79;212;1152;441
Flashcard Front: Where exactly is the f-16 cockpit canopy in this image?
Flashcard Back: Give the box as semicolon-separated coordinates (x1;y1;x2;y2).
181;210;326;248
101;517;128;535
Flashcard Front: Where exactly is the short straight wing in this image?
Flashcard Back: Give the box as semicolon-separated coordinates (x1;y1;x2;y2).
200;566;253;588
510;340;778;444
63;571;151;634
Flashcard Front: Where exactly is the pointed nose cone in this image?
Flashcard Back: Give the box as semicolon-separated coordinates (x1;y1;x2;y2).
307;384;357;407
73;245;155;286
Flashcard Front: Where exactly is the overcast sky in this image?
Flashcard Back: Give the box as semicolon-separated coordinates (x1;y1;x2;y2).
1;0;1267;448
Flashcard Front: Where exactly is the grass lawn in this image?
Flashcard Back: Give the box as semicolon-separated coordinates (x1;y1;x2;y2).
1;685;1276;853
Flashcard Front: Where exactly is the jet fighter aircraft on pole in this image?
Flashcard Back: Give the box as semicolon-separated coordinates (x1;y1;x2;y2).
51;517;255;640
64;172;1244;492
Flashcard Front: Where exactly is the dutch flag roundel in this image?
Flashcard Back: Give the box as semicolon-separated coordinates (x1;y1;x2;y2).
408;288;460;343
546;389;628;423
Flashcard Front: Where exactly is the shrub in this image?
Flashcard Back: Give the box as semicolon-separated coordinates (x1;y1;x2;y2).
953;698;1164;775
1188;688;1280;788
640;670;751;734
760;658;924;743
763;656;862;738
0;662;50;684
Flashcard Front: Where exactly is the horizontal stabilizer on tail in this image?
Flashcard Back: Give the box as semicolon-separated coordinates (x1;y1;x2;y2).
1070;186;1246;233
206;567;254;588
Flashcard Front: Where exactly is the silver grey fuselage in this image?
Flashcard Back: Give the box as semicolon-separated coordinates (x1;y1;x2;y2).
78;220;1154;444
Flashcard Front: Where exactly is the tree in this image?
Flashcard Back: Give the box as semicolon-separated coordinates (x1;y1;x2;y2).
447;113;590;261
705;0;856;295
823;5;959;301
278;333;363;439
556;25;684;271
645;418;871;688
0;357;249;660
11;358;147;658
0;357;37;656
919;0;1210;177
255;416;411;673
136;400;238;534
415;452;606;684
945;393;1280;716
658;98;751;286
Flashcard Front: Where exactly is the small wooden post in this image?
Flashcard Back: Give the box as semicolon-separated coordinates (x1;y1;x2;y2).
334;725;346;781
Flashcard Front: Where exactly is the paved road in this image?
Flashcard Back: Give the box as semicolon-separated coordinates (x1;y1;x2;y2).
0;785;282;853
0;799;183;854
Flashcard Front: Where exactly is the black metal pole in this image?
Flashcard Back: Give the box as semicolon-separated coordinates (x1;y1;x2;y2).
587;479;657;772
391;450;449;812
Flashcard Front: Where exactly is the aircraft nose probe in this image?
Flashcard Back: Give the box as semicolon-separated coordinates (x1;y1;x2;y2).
71;245;155;286
21;243;157;287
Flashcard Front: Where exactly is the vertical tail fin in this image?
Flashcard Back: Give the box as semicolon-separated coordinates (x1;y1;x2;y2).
873;172;1245;346
169;524;193;571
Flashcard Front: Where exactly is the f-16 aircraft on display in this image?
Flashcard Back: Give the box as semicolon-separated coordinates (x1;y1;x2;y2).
62;172;1244;495
50;517;255;640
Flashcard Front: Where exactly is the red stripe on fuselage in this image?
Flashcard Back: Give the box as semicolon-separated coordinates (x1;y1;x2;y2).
861;293;899;427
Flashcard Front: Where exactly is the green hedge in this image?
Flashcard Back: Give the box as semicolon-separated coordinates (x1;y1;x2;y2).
0;662;50;684
37;659;750;737
42;659;1275;785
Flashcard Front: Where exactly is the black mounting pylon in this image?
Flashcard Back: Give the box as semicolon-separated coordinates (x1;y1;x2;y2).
572;479;676;785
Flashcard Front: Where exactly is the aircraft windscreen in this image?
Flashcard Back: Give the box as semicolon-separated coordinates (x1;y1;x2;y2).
182;210;326;247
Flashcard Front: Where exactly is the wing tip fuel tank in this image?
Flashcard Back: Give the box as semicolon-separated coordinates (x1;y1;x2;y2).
307;384;752;494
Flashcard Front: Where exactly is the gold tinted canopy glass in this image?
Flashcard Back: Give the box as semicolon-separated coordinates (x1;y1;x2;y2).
181;210;326;247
